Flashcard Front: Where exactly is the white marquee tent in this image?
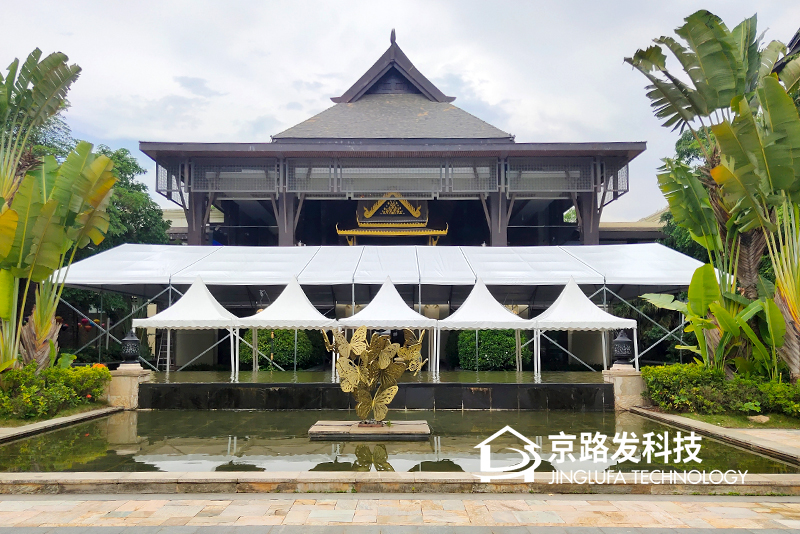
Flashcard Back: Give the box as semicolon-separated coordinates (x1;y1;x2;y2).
238;278;337;330
238;278;338;374
437;279;529;376
338;278;437;330
132;277;241;381
529;278;638;376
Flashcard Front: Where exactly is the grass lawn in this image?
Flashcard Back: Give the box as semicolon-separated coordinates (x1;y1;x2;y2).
678;412;800;429
0;402;109;428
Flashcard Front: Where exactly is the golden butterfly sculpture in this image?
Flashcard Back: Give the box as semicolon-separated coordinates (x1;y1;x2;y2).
322;327;425;422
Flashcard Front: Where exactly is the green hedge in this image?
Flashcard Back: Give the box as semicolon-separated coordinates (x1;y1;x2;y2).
457;330;531;371
641;364;800;416
238;329;326;370
0;364;112;420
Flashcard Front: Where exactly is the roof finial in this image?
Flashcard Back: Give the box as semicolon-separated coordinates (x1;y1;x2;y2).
390;28;396;45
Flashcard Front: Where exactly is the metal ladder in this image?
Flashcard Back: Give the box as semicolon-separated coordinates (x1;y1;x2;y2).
155;333;169;371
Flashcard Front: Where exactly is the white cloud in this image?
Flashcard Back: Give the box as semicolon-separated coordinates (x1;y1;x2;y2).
2;0;798;217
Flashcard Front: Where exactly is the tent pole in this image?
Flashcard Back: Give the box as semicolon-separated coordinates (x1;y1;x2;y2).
294;329;298;372
601;330;608;370
252;328;258;373
235;328;240;383
475;329;479;373
633;327;640;371
515;329;521;372
166;285;173;379
229;327;234;383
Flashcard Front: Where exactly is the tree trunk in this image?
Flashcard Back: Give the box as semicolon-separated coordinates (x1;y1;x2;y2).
20;316;61;372
736;230;767;300
775;291;800;381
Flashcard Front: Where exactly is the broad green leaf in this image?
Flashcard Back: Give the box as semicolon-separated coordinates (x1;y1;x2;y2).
759;41;787;79
778;56;800;93
757;275;776;299
674;10;741;110
0;208;18;259
762;298;786;349
676;344;702;355
641;293;689;314
687;264;721;316
709;302;739;336
735;316;769;361
0;269;12;320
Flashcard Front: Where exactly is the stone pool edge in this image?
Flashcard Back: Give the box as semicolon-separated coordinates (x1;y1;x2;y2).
0;406;123;445
630;406;800;466
0;471;798;495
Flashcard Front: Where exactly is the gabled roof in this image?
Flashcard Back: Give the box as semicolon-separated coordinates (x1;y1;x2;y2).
272;94;513;140
272;31;514;142
332;29;454;104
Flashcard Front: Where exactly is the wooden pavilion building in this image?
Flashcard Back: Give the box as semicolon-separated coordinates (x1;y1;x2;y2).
141;31;645;248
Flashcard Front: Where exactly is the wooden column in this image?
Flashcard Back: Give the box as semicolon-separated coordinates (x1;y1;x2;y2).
482;192;515;247
272;194;303;247
186;191;207;246
576;192;600;245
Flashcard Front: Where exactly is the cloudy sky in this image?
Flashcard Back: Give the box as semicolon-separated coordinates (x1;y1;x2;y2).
2;0;798;220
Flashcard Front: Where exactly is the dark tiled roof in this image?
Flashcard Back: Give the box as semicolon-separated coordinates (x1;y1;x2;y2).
273;94;513;140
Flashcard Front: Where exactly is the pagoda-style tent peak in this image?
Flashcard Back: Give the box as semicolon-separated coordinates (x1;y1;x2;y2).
331;31;455;104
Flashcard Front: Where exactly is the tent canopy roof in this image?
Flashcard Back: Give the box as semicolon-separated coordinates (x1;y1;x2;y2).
132;277;237;330
239;278;337;329
438;279;527;330
62;244;702;294
339;278;436;329
531;278;636;331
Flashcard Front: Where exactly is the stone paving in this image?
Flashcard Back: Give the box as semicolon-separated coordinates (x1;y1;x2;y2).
0;494;798;529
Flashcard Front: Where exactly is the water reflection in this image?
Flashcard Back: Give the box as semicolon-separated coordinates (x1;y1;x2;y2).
0;410;796;474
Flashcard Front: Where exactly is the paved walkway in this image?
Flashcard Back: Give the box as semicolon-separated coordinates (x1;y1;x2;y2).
0;494;798;530
631;408;800;465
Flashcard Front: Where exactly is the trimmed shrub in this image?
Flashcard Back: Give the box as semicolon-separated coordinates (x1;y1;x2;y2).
457;329;531;371
0;363;111;419
238;329;325;370
641;363;800;417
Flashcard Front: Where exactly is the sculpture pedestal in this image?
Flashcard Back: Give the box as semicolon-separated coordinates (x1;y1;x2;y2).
108;364;152;410
309;420;431;441
602;364;649;412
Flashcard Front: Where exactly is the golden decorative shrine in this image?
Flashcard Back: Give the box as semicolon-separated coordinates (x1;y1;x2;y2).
336;192;448;245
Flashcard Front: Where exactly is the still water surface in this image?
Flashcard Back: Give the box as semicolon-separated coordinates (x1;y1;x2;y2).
0;410;795;474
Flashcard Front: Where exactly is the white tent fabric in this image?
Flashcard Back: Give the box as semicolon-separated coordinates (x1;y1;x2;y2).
238;278;337;329
132;276;238;329
438;279;527;330
170;246;319;285
531;278;636;331
63;244;703;290
338;278;437;329
529;278;638;378
132;276;241;382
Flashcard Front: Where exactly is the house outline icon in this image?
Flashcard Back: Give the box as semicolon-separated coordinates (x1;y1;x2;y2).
474;425;541;483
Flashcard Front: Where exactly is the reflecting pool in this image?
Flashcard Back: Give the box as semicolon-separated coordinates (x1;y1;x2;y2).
151;370;604;384
0;410;795;473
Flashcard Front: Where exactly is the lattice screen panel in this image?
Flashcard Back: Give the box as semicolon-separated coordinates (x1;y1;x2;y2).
156;162;184;195
603;158;629;193
192;159;278;193
507;157;594;193
287;158;336;193
339;158;444;194
450;158;498;192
